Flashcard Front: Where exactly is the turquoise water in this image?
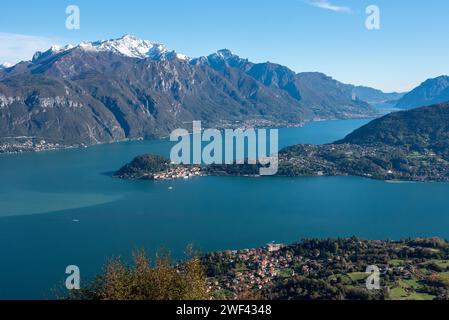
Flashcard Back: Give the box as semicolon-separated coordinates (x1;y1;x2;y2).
1;118;449;299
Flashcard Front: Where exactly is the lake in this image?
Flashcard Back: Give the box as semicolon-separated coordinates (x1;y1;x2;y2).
1;118;449;299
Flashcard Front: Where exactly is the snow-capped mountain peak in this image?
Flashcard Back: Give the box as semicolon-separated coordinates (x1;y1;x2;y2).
209;49;246;63
216;49;235;59
202;48;250;70
0;62;14;69
32;35;189;63
88;34;169;59
32;44;75;63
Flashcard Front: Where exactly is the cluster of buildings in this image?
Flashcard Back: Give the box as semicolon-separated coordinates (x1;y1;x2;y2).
153;166;203;181
0;139;64;153
207;244;319;297
216;119;304;131
206;242;424;299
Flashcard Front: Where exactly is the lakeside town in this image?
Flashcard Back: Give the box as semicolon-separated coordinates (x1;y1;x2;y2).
202;238;449;300
0;138;69;154
113;154;206;181
114;141;449;184
151;166;203;181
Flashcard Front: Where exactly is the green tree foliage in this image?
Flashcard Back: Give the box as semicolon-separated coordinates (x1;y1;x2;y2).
70;246;210;300
115;155;170;178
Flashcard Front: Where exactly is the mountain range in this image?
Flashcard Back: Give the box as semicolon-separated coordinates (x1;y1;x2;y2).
395;75;449;109
0;35;402;147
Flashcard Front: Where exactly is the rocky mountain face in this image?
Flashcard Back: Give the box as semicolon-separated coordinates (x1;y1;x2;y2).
395;76;449;109
0;35;380;147
198;51;378;119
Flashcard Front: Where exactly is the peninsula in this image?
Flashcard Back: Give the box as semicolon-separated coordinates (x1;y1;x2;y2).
115;102;449;182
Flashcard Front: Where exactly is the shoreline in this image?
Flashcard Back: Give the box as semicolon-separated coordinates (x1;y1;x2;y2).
0;116;376;156
115;151;449;184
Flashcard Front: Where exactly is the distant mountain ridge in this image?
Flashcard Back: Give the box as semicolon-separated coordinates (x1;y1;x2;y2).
395;76;449;109
0;35;384;149
350;86;404;104
197;51;382;118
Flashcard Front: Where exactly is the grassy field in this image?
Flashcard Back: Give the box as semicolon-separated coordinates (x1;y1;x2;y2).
347;272;369;282
342;259;448;300
389;277;435;300
389;259;405;267
278;268;294;278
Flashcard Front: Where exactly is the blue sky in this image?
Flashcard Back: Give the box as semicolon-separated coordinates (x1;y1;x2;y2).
0;0;448;92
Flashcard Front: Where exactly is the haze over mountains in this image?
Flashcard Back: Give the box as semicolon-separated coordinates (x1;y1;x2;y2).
395;76;449;109
0;35;405;147
351;86;404;105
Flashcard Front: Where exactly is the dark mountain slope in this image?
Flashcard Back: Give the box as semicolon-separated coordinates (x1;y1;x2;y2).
202;51;377;120
295;72;374;118
338;102;449;158
395;76;449;109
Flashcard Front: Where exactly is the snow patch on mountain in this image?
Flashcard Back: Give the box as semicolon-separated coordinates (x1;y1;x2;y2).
32;35;189;63
32;44;75;63
0;62;14;69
